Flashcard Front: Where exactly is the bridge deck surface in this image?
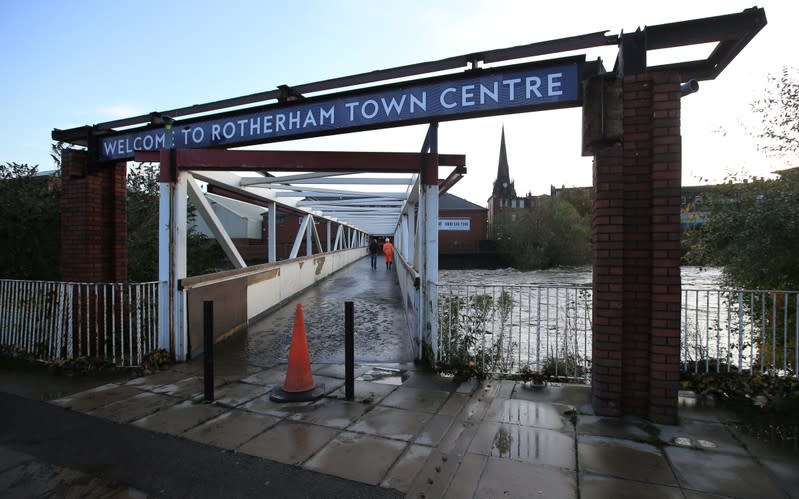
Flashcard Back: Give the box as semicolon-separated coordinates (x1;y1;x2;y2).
219;255;414;367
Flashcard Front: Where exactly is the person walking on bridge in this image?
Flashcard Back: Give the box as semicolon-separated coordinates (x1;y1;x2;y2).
382;238;395;270
369;238;380;269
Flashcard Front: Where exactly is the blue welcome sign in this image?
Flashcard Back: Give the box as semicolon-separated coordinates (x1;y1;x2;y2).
99;58;585;161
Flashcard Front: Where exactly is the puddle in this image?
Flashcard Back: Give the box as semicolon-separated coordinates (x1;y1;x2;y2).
356;367;408;386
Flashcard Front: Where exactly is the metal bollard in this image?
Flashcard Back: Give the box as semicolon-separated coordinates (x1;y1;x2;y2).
345;301;354;400
203;300;214;402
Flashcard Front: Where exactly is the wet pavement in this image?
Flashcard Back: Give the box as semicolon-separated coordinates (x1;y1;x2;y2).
236;255;413;365
2;257;799;498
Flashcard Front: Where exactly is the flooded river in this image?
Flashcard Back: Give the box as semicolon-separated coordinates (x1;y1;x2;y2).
440;265;723;288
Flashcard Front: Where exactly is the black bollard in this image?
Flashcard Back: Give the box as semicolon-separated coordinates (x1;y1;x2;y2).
345;301;354;400
203;300;214;402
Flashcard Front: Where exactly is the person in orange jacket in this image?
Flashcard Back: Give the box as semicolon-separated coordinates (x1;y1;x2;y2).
382;238;395;270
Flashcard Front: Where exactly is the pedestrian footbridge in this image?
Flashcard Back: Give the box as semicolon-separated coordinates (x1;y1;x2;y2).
143;125;462;364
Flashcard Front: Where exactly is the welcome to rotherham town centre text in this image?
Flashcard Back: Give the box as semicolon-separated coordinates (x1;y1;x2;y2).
100;67;575;160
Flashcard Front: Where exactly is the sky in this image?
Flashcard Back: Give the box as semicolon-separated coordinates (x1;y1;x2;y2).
0;0;795;207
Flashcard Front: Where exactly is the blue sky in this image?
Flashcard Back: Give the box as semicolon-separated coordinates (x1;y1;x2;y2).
1;0;795;205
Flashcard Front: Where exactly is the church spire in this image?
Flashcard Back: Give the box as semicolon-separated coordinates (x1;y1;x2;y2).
492;126;516;198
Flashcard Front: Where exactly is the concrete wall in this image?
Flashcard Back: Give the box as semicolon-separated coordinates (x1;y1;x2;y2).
247;247;365;322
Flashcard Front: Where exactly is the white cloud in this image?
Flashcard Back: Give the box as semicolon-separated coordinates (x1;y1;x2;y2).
97;104;143;119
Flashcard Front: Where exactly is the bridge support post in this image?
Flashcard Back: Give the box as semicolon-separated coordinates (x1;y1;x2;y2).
158;152;188;360
60;149;127;283
419;123;440;363
591;72;682;424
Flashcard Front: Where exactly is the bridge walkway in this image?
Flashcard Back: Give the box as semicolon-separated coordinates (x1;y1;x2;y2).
213;255;414;369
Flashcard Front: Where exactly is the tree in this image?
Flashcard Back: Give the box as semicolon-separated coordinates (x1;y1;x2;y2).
127;163;161;282
496;196;590;270
0;163;62;280
126;163;230;282
690;68;799;369
751;66;799;160
693;172;799;290
693;67;799;290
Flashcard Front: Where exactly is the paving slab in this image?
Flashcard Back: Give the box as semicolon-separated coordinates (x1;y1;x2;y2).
483;398;571;431
313;364;370;380
149;376;204;398
237;421;338;465
666;446;789;498
576;415;654;442
287;398;370;429
88;391;180;424
131;400;228;435
304;431;407;485
458;392;493;423
414;414;455;447
327;379;398;404
579;472;684;499
436;419;481;456
468;421;576;469
50;384;140;413
239;392;314;418
438;392;469;417
124;371;195;391
183;410;279;450
441;453;487;499
347;406;431;441
380;385;451;414
211;381;271;407
380;444;432;492
656;420;746;455
511;383;593;414
578;435;677;486
475;456;577;499
239;366;289;386
759;457;799;498
405;450;465;499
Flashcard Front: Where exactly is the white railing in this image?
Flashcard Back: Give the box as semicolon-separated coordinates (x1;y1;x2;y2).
0;279;159;367
682;288;799;375
436;284;799;379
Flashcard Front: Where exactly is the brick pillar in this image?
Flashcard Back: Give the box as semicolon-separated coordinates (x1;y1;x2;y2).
591;72;682;424
61;149;128;283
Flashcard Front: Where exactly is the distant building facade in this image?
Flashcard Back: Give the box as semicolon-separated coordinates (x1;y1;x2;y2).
438;193;488;254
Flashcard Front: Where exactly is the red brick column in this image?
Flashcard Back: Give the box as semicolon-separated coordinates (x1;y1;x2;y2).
591;72;682;424
61;149;128;283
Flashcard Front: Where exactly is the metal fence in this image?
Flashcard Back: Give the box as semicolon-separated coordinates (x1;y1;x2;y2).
436;284;799;380
0;279;159;367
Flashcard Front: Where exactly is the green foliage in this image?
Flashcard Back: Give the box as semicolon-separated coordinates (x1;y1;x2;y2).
438;291;515;379
694;67;799;290
682;371;799;412
687;69;799;368
0;162;62;280
691;172;799;290
127;163;160;282
751;66;799;160
689;173;799;367
542;354;587;380
126;163;231;281
495;196;590;270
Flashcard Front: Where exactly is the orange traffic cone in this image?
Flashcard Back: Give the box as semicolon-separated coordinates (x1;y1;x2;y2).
270;304;325;402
